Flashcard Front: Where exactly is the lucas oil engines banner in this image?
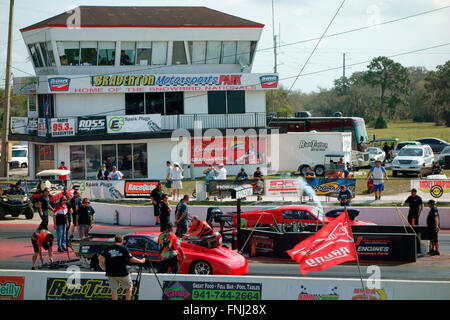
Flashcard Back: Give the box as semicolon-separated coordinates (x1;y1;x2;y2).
265;178;356;198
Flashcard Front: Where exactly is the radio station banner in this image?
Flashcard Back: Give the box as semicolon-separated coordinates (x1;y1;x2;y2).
0;276;25;300
50;118;76;137
124;180;160;198
40;73;279;94
77;116;107;135
46;278;139;300
69;180;125;201
10;117;29;134
286;283;393;300
411;179;450;200
163;280;262;300
265;178;356;198
107;114;162;134
209;179;264;197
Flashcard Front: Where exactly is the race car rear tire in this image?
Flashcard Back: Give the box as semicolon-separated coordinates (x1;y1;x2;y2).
0;207;6;220
25;207;34;219
190;260;212;275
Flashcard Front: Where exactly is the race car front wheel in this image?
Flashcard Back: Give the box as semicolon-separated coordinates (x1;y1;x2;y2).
190;260;212;275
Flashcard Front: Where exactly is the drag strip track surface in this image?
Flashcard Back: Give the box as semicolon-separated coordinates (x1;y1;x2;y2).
1;223;449;281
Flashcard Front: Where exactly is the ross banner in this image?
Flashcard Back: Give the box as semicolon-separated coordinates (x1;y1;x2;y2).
124;180;160;198
46;278;139;300
107;114;162;134
163;281;262;301
10;117;29;134
286;284;394;300
411;179;450;200
265;178;356;198
77;116;107;135
0;276;25;300
50;118;76;137
69;180;125;201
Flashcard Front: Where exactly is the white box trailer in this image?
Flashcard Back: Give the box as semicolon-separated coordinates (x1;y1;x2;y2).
269;132;352;175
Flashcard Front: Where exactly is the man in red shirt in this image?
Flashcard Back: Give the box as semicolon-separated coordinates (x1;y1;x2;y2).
182;216;214;241
158;223;185;273
58;161;68;180
31;229;54;270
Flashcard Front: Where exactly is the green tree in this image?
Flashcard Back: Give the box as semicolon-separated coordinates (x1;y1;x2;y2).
424;60;450;126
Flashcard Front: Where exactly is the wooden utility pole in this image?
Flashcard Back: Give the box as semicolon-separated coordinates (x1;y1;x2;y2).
0;0;14;178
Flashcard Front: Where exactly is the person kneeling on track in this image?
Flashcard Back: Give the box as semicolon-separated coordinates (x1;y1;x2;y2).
158;223;185;274
182;216;214;241
31;229;54;270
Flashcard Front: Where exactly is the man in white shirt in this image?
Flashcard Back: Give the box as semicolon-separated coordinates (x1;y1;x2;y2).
165;161;173;197
107;166;124;181
367;160;388;200
216;164;227;180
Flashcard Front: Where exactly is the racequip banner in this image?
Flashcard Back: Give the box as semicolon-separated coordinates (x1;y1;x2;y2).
287;210;358;275
0;276;25;300
124;180;160;198
107;115;162;134
77;116;107;135
265;178;356;198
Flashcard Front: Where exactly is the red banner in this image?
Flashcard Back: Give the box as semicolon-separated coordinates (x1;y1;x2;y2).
0;276;25;300
287;210;357;275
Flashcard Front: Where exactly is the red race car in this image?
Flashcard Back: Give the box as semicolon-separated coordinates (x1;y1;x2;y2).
70;231;248;276
233;205;376;228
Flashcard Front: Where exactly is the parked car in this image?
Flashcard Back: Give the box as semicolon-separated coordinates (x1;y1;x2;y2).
438;146;450;168
391;141;421;159
391;144;434;177
368;147;386;166
9;146;28;168
416;138;450;153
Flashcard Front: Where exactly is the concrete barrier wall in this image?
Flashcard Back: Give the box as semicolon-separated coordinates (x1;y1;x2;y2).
1;269;449;300
91;202;450;228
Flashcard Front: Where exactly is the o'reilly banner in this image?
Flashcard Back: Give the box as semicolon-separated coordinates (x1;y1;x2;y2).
77;116;107;135
107;115;162;134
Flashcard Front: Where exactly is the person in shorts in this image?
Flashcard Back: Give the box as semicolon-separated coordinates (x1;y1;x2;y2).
367;160;388;200
151;182;163;226
31;229;54;270
165;161;173;197
426;200;440;256
99;234;145;300
171;162;183;200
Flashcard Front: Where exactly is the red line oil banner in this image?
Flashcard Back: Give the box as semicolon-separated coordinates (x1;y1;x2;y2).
286;284;393;300
46;278;139;300
0;276;25;300
124;180;160;198
191;136;266;167
163;281;262;301
411;179;450;200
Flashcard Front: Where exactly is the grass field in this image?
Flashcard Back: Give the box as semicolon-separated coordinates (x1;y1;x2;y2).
367;121;450;142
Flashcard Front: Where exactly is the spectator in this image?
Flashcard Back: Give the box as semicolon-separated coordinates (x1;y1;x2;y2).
203;165;217;201
64;193;73;243
182;216;214;241
31;229;54;270
328;160;337;170
338;157;350;178
305;167;316;179
158;223;185;274
175;195;190;238
53;197;69;252
151;182;163;226
76;198;95;239
383;143;391;161
107;166;124;181
120;51;132;65
367;160;388;200
253;167;264;201
97;164;109;180
99;234;145;300
58;161;68;181
401;189;424;226
159;193;172;232
69;190;82;239
337;185;353;207
426;200;440;255
235;168;249;182
38;188;53;230
165;161;173;198
431;162;442;175
216;164;227;180
172;162;183;201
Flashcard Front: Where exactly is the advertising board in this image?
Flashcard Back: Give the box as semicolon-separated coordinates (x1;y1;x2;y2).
124;180;160;198
107;115;162;134
0;276;25;300
50;118;76;137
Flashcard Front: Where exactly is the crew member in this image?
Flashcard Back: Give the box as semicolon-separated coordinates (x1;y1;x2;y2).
58;161;68;181
182;216;214;240
159;193;171;232
31;229;54;270
337;185;353;207
69;190;82;239
401;188;424;225
427;200;440;256
175;195;190;238
38;188;54;230
158;223;185;274
76;198;95;239
151;182;163;226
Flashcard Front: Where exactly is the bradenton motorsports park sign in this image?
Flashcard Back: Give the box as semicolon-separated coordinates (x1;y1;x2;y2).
39;73;279;94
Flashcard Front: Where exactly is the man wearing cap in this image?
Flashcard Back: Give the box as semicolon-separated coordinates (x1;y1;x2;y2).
401;189;424;225
426;200;440;255
337;185;353;207
97;164;109;180
158;223;185;274
58;161;68;181
235;168;249;182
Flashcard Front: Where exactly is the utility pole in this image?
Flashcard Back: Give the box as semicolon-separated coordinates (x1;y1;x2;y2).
271;0;277;114
0;0;14;178
343;52;346;78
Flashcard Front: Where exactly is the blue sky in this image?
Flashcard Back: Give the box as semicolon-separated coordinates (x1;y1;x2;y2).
1;0;449;93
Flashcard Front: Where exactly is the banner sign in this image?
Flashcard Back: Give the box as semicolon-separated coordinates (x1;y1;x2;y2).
163;281;262;300
28;118;38;135
39;73;279;94
38;118;47;137
69;180;125;201
10;117;29;134
411;179;450;200
265;178;356;198
50;118;76;137
286;284;393;300
107;115;162;134
124;180;160;198
77;116;107;135
0;276;25;300
46;278;139;300
209;180;264;197
191;136;266;167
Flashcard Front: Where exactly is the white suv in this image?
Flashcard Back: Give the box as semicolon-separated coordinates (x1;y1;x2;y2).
391;144;434;177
